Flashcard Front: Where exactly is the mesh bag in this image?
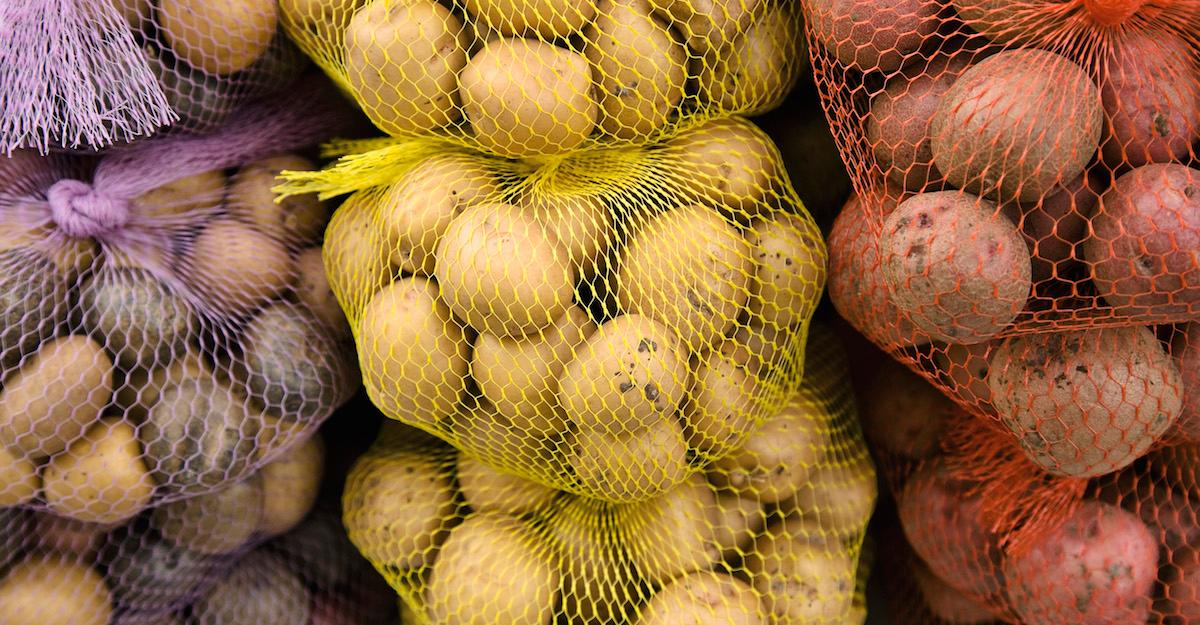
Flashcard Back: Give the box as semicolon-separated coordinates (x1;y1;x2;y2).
341;321;873;625
276;113;826;503
0;0;307;154
0;88;360;527
278;0;806;159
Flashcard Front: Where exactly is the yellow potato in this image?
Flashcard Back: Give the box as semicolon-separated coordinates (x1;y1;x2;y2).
358;278;469;428
228;154;329;247
791;457;878;538
473;305;595;435
279;0;363;27
661;117;781;218
463;0;596;38
722;320;794;379
160;0;278;75
683;349;761;456
649;0;764;54
132;170;226;219
519;192;616;276
585;0;687;139
570;414;689;501
617;204;752;351
258;434;325;537
0;335;112;459
558;314;689;432
746;211;825;328
448;398;556;469
0;445;37;506
745;516;857;624
294;246;351;337
185;218;293;316
457;451;558;515
543;497;643;624
435;202;574;338
0;555;112;625
460;38;598;158
345;0;468;135
709;489;763;559
43;419;153;524
427;514;560;625
0;208;96;276
378;153;500;275
153;475;264;555
112;0;152;28
28;513;115;559
637;570;765;625
621;473;722;584
343;448;456;569
698;6;803;114
113;350;211;423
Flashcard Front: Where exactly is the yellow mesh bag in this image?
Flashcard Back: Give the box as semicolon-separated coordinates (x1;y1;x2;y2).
279;0;806;157
278;114;826;503
343;322;874;625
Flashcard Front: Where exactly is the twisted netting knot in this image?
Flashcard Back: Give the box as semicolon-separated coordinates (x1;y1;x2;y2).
46;178;131;238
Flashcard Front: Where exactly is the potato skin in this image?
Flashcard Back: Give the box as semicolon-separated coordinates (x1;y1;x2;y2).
933;341;996;414
987;326;1182;477
542;497;642;624
746;211;825;328
43;419;154;525
804;0;940;73
682;348;760;456
257;434;325;537
649;0;763;55
637;571;765;625
457;451;558;516
569;413;690;501
745;515;856;624
152;474;263;555
0;446;37;506
931;49;1102;203
1172;322;1200;442
103;528;220;614
910;559;998;624
228;154;328;247
463;0;596;38
1002;170;1102;283
185;218;294;317
622;474;722;584
0;555;113;625
324;192;393;311
660;117;781;218
194;552;312;625
160;0;278;75
1004;501;1157;625
1084;163;1200;319
80;267;195;369
859;359;954;459
699;5;804;116
881;190;1031;344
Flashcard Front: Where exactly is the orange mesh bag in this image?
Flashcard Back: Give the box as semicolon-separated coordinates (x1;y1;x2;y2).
340;322;873;625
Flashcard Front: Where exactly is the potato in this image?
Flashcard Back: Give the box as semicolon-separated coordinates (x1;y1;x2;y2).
0;445;37;506
0;215;96;278
237;301;353;418
142;377;260;492
462;0;596;38
648;0;762;55
1095;462;1200;554
294;247;350;336
621;473;722;584
357;278;469;428
898;461;1004;598
803;0;940;73
160;0;278;75
519;192;616;276
1084;163;1200;318
881;190;1031;344
459;38;597;158
933;341;995;413
682;349;759;456
141;44;238;131
113;351;211;424
449;397;559;469
618;204;752;351
988;326;1182;477
745;515;856;624
436;202;574;338
710;388;827;504
43;419;153;524
585;0;687;139
104;528;220;614
153;475;263;555
343;448;456;569
474;305;594;434
427;515;560;625
867;55;973;192
859;359;954;459
790;457;877;538
0;555;112;625
949;0;1028;44
746;211;825;328
931;49;1102;203
570;414;690;501
194;552;312;625
185;218;293;317
661;117;781;217
1003;170;1101;283
1174;323;1200;442
80;267;196;369
378;153;500;276
458;451;557;515
0;335;111;459
543;497;643;624
827;191;930;350
637;571;764;625
698;5;803;115
258;434;325;537
1004;500;1157;625
131;170;227;219
722;320;793;379
558;314;688;432
1100;31;1200;169
324;191;393;311
228;154;328;246
0;250;68;367
910;559;998;624
709;489;764;559
267;514;364;590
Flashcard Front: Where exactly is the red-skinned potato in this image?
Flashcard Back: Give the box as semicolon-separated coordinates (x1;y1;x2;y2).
859;358;955;459
803;0;940;73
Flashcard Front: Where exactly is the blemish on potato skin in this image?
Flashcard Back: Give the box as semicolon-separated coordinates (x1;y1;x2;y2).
1152;113;1170;137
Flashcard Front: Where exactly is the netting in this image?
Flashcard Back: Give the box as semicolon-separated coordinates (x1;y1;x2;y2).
342;321;873;625
0;88;360;524
278;0;806;158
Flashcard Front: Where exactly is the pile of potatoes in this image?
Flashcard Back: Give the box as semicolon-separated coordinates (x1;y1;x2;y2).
821;0;1200;480
342;324;875;625
279;0;805;155
323;116;825;502
0;149;356;517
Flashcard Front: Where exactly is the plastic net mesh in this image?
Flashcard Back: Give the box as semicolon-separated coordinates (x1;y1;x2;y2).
0;90;359;525
279;0;806;157
342;321;873;625
0;0;307;154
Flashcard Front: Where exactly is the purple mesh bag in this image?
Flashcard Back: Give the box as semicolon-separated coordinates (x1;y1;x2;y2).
0;0;305;154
